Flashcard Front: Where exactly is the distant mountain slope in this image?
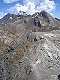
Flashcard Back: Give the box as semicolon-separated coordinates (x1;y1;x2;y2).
55;18;60;21
0;13;23;25
0;11;60;31
0;11;60;80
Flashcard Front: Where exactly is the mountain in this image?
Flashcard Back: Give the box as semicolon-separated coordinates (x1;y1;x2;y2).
0;13;20;25
0;10;60;31
55;18;60;21
0;11;29;26
0;11;60;80
25;10;60;31
32;11;60;27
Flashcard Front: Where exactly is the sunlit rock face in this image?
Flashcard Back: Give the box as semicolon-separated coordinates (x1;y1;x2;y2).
0;10;60;30
0;30;60;80
0;11;60;80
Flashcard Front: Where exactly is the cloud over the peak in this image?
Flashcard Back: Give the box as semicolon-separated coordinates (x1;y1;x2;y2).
6;0;56;15
24;0;56;14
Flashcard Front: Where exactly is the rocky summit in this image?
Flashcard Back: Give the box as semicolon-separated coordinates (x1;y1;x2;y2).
0;11;60;80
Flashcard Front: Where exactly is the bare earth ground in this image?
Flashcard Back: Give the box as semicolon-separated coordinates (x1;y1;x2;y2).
0;29;60;80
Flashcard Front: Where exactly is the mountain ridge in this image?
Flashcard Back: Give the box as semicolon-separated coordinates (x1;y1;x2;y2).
0;11;60;80
0;11;60;25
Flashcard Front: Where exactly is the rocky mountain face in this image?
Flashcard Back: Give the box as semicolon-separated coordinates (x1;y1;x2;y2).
0;11;60;80
0;13;22;25
0;11;60;30
55;18;60;21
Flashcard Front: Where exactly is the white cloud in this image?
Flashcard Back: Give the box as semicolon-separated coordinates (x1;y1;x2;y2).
3;0;19;3
7;0;56;15
0;0;56;19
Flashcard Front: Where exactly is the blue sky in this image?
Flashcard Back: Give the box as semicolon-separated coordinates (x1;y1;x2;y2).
0;0;60;18
54;0;60;18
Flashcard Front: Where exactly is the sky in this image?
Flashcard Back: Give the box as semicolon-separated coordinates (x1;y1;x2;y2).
0;0;60;19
